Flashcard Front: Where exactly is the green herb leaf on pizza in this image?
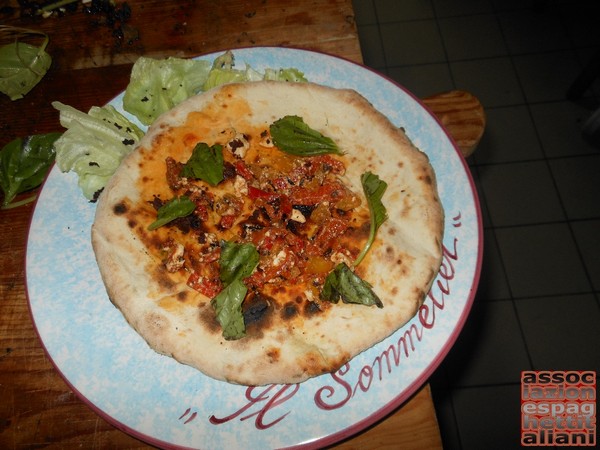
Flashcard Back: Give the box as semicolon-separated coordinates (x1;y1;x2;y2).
321;262;383;308
148;195;196;230
212;241;259;340
181;142;224;186
269;115;342;156
354;171;388;267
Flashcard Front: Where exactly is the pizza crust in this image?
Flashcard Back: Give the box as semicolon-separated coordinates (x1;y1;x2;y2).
92;81;444;385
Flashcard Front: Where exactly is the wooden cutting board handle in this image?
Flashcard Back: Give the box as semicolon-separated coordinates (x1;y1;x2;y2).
422;90;486;158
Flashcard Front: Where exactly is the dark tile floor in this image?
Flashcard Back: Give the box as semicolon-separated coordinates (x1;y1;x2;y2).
352;1;600;449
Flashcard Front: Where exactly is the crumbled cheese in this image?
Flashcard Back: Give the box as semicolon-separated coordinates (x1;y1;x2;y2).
290;208;306;223
260;135;274;148
272;249;287;266
330;250;353;267
227;132;250;158
204;233;218;245
233;175;248;196
304;288;315;302
164;242;185;272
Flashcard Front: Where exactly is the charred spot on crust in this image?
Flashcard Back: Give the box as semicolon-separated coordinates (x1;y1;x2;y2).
154;266;177;290
113;202;127;215
198;306;220;334
243;291;273;326
303;301;322;316
177;291;188;302
128;219;137;228
282;302;299;320
419;174;433;185
266;347;280;362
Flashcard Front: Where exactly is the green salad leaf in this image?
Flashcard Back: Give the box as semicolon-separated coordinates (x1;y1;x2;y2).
211;241;259;340
52;101;144;200
123;56;212;126
202;50;307;90
202;50;262;91
264;67;307;82
269;115;342;156
0;132;61;208
321;262;383;308
181;142;224;186
148;195;196;230
0;26;52;100
353;172;388;267
123;51;308;126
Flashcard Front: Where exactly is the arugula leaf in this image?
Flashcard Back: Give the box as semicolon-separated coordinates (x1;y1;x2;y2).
321;262;383;308
269;115;342;156
0;26;52;101
211;240;259;340
0;132;61;208
148;195;196;230
181;142;224;186
353;171;388;267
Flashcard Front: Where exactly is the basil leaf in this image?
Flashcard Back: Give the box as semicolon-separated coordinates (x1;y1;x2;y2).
211;279;248;340
219;240;260;285
0;27;52;101
181;142;224;186
147;195;195;230
0;132;61;208
321;263;383;308
354;171;388;267
211;240;259;340
270;115;342;156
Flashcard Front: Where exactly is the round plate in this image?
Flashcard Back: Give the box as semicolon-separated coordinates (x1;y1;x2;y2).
26;47;482;449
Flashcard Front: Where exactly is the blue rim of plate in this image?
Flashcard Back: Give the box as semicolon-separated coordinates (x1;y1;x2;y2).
25;46;482;449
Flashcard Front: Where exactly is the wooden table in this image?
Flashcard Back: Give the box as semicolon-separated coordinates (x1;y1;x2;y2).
0;1;483;448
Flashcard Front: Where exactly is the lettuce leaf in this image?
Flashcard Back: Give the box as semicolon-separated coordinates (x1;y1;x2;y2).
52;101;144;200
201;64;263;91
123;56;212;125
264;67;307;82
123;51;307;126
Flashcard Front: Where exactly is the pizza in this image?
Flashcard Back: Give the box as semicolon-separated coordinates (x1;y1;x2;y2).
91;81;444;386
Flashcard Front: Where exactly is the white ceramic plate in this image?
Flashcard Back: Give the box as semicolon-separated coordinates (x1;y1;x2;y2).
26;47;482;449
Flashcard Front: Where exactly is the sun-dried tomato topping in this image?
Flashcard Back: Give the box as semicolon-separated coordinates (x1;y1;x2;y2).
234;160;255;181
156;129;365;299
187;271;222;298
288;180;347;206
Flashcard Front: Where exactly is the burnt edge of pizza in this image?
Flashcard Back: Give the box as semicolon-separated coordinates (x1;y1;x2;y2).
91;81;445;386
